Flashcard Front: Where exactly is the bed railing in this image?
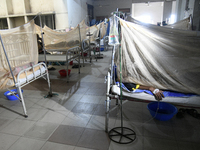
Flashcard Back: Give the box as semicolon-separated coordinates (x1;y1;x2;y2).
16;62;48;88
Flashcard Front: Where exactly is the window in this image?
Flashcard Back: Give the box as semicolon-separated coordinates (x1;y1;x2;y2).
0;19;8;29
34;14;55;29
185;0;189;11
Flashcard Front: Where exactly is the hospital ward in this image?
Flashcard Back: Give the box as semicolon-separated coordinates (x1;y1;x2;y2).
0;0;200;150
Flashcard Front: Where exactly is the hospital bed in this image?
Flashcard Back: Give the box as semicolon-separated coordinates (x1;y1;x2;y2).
0;20;52;117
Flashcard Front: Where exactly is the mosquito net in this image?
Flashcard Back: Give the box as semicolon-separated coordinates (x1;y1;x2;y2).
97;22;108;39
35;20;87;50
0;20;38;89
86;24;99;42
114;17;200;95
164;16;192;30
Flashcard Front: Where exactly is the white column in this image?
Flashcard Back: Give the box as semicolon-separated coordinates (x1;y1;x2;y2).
53;0;69;30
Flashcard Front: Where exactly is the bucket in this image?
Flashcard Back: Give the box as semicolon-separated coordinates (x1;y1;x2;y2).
69;61;73;65
59;69;71;77
4;89;23;101
81;52;87;57
100;45;104;51
147;102;178;121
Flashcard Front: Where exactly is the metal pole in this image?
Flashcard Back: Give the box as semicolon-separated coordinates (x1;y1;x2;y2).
99;27;101;57
39;14;47;66
78;24;82;73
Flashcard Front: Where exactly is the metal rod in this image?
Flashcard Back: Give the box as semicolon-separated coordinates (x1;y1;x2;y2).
99;27;101;57
39;14;47;66
78;24;81;73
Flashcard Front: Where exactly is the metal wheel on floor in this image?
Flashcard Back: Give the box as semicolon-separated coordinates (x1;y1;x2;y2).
108;127;136;144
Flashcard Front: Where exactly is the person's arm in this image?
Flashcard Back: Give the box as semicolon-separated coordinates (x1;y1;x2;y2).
139;85;164;101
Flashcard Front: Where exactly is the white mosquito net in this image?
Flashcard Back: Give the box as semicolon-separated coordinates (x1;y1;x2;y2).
86;24;99;42
0;20;38;89
35;20;87;50
164;16;192;30
114;17;200;95
97;22;108;39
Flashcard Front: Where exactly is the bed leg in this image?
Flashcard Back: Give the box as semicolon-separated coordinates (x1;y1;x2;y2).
45;72;58;98
105;98;110;133
16;86;28;117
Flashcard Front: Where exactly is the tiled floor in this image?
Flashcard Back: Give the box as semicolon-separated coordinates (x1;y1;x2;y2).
0;49;200;150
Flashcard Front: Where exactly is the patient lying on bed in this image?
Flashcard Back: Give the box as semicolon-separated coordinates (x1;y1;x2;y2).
123;83;164;101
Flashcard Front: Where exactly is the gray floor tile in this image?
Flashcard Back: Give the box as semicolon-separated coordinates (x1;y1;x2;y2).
71;102;98;115
66;93;84;102
79;95;102;104
48;125;84;145
24;121;58;140
77;128;110;150
143;123;176;140
61;112;91;127
0;116;15;131
18;107;48;121
193;142;200;150
114;120;144;136
39;110;66;124
8;137;45;150
86;115;116;131
143;136;179;150
1;119;35;136
0;133;19;150
0;105;22;119
85;88;106;96
41;141;75;150
108;135;143;150
74;147;96;150
177;141;194;150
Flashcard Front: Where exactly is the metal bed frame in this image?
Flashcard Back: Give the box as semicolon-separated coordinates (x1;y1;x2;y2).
0;34;52;117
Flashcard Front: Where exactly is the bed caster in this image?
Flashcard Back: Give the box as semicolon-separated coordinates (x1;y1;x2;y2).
24;115;28;118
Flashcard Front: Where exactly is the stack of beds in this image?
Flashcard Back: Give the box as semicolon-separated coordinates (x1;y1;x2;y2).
0;20;51;117
106;15;200;131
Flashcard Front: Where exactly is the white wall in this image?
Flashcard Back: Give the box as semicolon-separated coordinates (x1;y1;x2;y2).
6;0;13;15
12;0;25;14
0;0;7;16
53;0;93;30
30;0;54;13
53;0;69;30
163;1;172;23
67;0;93;28
132;2;164;25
